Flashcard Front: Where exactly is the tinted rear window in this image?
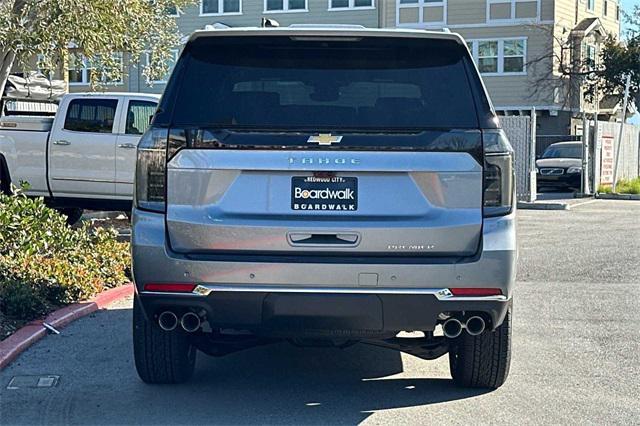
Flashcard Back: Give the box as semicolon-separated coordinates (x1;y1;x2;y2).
160;35;480;130
64;99;117;133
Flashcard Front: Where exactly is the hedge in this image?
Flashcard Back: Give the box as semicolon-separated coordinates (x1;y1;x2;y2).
0;188;130;321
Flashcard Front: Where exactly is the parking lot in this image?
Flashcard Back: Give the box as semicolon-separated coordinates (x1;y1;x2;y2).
1;200;639;425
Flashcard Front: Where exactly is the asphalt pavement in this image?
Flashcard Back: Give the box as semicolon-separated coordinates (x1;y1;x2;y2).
1;200;639;425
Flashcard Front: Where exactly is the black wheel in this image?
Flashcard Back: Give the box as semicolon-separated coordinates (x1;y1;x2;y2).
449;309;512;389
57;208;84;225
133;294;196;384
0;155;12;195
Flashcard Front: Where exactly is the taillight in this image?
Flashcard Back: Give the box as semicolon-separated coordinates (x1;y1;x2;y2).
449;288;503;297
135;128;168;212
482;129;514;217
143;283;196;293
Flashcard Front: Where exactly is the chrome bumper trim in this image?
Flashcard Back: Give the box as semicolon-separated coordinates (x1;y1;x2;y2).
148;285;510;301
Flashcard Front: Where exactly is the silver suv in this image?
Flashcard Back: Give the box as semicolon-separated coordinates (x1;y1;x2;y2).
132;27;516;389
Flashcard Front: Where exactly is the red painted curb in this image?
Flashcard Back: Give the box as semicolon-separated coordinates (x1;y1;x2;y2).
0;283;134;370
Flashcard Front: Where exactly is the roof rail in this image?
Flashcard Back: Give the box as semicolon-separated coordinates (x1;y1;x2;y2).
203;22;231;30
288;24;367;29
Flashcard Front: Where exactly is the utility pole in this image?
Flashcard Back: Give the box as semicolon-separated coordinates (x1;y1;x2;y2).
611;74;631;193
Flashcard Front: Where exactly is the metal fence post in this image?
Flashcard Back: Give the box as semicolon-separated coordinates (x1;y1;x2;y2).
529;109;537;202
592;120;601;192
581;115;590;195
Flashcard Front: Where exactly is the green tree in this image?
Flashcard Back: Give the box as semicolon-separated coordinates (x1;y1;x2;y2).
0;0;194;96
593;5;640;108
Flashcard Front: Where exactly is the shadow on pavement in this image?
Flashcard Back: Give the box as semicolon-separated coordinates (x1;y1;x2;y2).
0;307;491;425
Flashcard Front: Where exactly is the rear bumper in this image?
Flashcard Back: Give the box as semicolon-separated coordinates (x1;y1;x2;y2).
132;208;517;335
138;290;511;338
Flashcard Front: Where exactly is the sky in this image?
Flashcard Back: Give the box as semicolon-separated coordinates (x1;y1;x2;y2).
619;0;638;123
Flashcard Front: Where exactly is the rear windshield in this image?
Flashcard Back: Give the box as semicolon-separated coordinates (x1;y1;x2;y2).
159;35;481;130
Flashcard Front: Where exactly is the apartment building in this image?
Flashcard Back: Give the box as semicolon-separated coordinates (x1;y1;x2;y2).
63;0;621;135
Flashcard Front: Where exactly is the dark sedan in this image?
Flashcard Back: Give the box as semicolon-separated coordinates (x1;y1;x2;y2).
536;141;583;192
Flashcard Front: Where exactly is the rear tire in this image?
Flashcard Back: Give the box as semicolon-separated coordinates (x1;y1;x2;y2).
449;309;512;389
133;295;196;384
58;208;84;226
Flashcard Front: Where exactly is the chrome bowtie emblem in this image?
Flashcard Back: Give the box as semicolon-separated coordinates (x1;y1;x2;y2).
307;133;343;146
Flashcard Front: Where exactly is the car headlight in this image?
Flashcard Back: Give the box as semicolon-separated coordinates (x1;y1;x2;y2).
566;166;582;174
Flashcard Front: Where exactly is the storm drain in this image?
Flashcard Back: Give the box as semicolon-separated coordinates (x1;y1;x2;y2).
6;375;59;389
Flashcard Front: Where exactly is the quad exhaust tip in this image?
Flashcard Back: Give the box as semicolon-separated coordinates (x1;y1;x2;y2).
442;316;486;338
465;316;486;336
158;311;178;331
442;318;464;338
181;312;201;333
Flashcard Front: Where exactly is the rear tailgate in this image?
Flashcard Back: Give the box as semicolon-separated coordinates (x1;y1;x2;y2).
166;132;482;257
158;33;486;257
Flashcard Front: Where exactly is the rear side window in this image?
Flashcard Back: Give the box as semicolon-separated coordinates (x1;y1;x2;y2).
125;100;157;135
64;99;117;133
159;36;481;130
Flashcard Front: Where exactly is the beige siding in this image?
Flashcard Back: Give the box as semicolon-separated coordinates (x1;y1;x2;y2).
515;1;538;19
447;0;486;25
456;26;557;108
555;0;620;36
541;0;554;21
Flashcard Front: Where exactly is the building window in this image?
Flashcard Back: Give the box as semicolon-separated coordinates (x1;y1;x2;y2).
68;53;123;85
68;53;91;85
603;0;608;16
145;50;179;84
200;0;241;15
265;0;307;12
167;5;180;16
587;0;594;12
616;4;620;21
36;54;53;79
478;41;499;73
467;38;527;75
584;43;597;70
329;0;374;10
396;0;446;27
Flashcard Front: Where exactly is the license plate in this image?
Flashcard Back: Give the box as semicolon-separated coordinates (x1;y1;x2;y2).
291;176;358;211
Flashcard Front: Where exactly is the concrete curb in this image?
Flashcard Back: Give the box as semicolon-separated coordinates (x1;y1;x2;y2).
517;201;570;210
0;284;134;370
596;193;640;200
82;211;127;220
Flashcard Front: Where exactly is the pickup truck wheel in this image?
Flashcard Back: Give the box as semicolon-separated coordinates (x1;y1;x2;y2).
133;295;196;384
57;208;84;225
0;155;11;194
449;309;512;389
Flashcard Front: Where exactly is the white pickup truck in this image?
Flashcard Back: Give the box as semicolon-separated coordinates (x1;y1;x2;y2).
0;92;160;222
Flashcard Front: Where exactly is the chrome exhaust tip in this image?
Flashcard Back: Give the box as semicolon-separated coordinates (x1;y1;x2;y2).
442;318;464;339
465;316;486;336
158;311;178;331
181;312;201;333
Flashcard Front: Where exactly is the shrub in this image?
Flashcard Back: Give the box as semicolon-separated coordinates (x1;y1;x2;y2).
0;189;130;322
599;178;640;195
616;177;640;195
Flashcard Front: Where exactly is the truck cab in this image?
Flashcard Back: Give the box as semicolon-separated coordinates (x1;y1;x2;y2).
0;92;160;216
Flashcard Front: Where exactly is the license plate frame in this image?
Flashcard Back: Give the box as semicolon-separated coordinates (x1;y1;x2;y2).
291;176;358;211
